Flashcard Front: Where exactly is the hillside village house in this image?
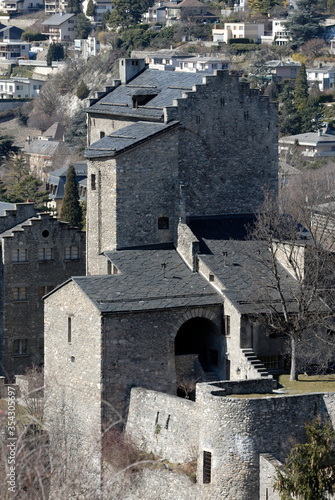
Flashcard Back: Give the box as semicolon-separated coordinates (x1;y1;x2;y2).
0;0;41;14
307;64;335;91
279;130;335;158
0;25;30;61
212;22;264;43
175;56;230;73
44;0;67;14
82;0;113;23
47;162;87;214
0;77;44;98
23;136;71;181
74;36;100;58
165;0;217;26
142;1;170;24
41;12;76;43
0;202;85;377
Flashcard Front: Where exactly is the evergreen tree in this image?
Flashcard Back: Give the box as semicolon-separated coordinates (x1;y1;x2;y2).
6;176;49;208
108;0;153;27
75;13;92;39
274;417;335;500
0;135;18;161
285;0;326;48
279;84;301;136
64;107;87;150
299;96;324;133
86;0;95;17
46;43;65;66
76;80;90;100
247;0;283;15
60;165;83;229
294;63;309;111
67;0;81;13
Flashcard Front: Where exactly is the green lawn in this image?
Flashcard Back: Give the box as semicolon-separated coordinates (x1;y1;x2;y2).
278;374;335;395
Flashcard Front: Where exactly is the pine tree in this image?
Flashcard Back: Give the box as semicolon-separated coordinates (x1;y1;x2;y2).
294;63;309;111
285;0;325;48
274;417;335;500
60;165;83;229
76;80;90;100
86;0;95;17
46;43;64;66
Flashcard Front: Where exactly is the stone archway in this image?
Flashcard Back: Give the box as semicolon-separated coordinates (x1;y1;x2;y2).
174;316;224;391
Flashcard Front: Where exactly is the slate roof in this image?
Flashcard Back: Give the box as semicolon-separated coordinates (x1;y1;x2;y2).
198;239;303;314
87;68;210;119
48;162;87;200
0;202;15;216
187;216;324;315
85;121;179;159
42;122;65;141
279;132;335;146
70;247;222;313
41;13;75;26
23;140;62;156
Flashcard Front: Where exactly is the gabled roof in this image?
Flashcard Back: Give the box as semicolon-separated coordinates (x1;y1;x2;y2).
23;140;66;156
41;13;75;26
42;122;66;141
85;121;179;159
67;247;222;313
48;162;87;199
177;0;207;7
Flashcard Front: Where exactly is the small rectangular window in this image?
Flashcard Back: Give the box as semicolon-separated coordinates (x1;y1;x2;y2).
13;339;28;355
223;315;230;336
65;246;79;260
203;451;212;484
91;174;96;190
13;287;27;301
39;285;53;299
12;248;27;262
39;247;53;261
68;317;71;343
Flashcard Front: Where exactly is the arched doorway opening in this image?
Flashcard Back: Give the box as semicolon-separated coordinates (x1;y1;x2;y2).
175;317;223;394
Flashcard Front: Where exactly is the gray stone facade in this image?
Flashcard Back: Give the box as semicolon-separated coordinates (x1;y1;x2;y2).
43;60;331;500
0;206;85;377
85;60;278;275
126;382;335;500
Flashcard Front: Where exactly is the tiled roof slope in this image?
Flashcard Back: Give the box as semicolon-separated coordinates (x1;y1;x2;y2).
87;69;211;119
85;121;179;159
72;248;222;313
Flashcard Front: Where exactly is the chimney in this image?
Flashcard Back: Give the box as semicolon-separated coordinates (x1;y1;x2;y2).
119;58;146;84
318;129;322;136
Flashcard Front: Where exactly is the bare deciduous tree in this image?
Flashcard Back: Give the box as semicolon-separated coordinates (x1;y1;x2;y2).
248;175;335;380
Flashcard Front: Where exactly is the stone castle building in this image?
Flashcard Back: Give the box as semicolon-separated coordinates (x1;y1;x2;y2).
43;60;331;499
0;202;85;377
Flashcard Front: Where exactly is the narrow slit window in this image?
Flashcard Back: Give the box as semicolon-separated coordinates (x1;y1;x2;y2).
223;315;230;336
68;317;72;343
91;174;96;190
203;451;212;484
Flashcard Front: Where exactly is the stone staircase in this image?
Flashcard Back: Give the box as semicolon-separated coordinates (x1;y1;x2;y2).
241;348;269;378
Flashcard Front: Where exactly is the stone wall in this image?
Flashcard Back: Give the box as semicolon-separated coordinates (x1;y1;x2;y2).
259;454;282;500
165;71;278;218
86;67;278;270
2;214;86;376
86;128;179;274
126;387;198;463
177;223;199;271
103;305;222;420
44;280;103;498
0;203;36;233
126;382;335;500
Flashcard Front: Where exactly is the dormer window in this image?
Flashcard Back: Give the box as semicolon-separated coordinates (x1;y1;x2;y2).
131;89;159;109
